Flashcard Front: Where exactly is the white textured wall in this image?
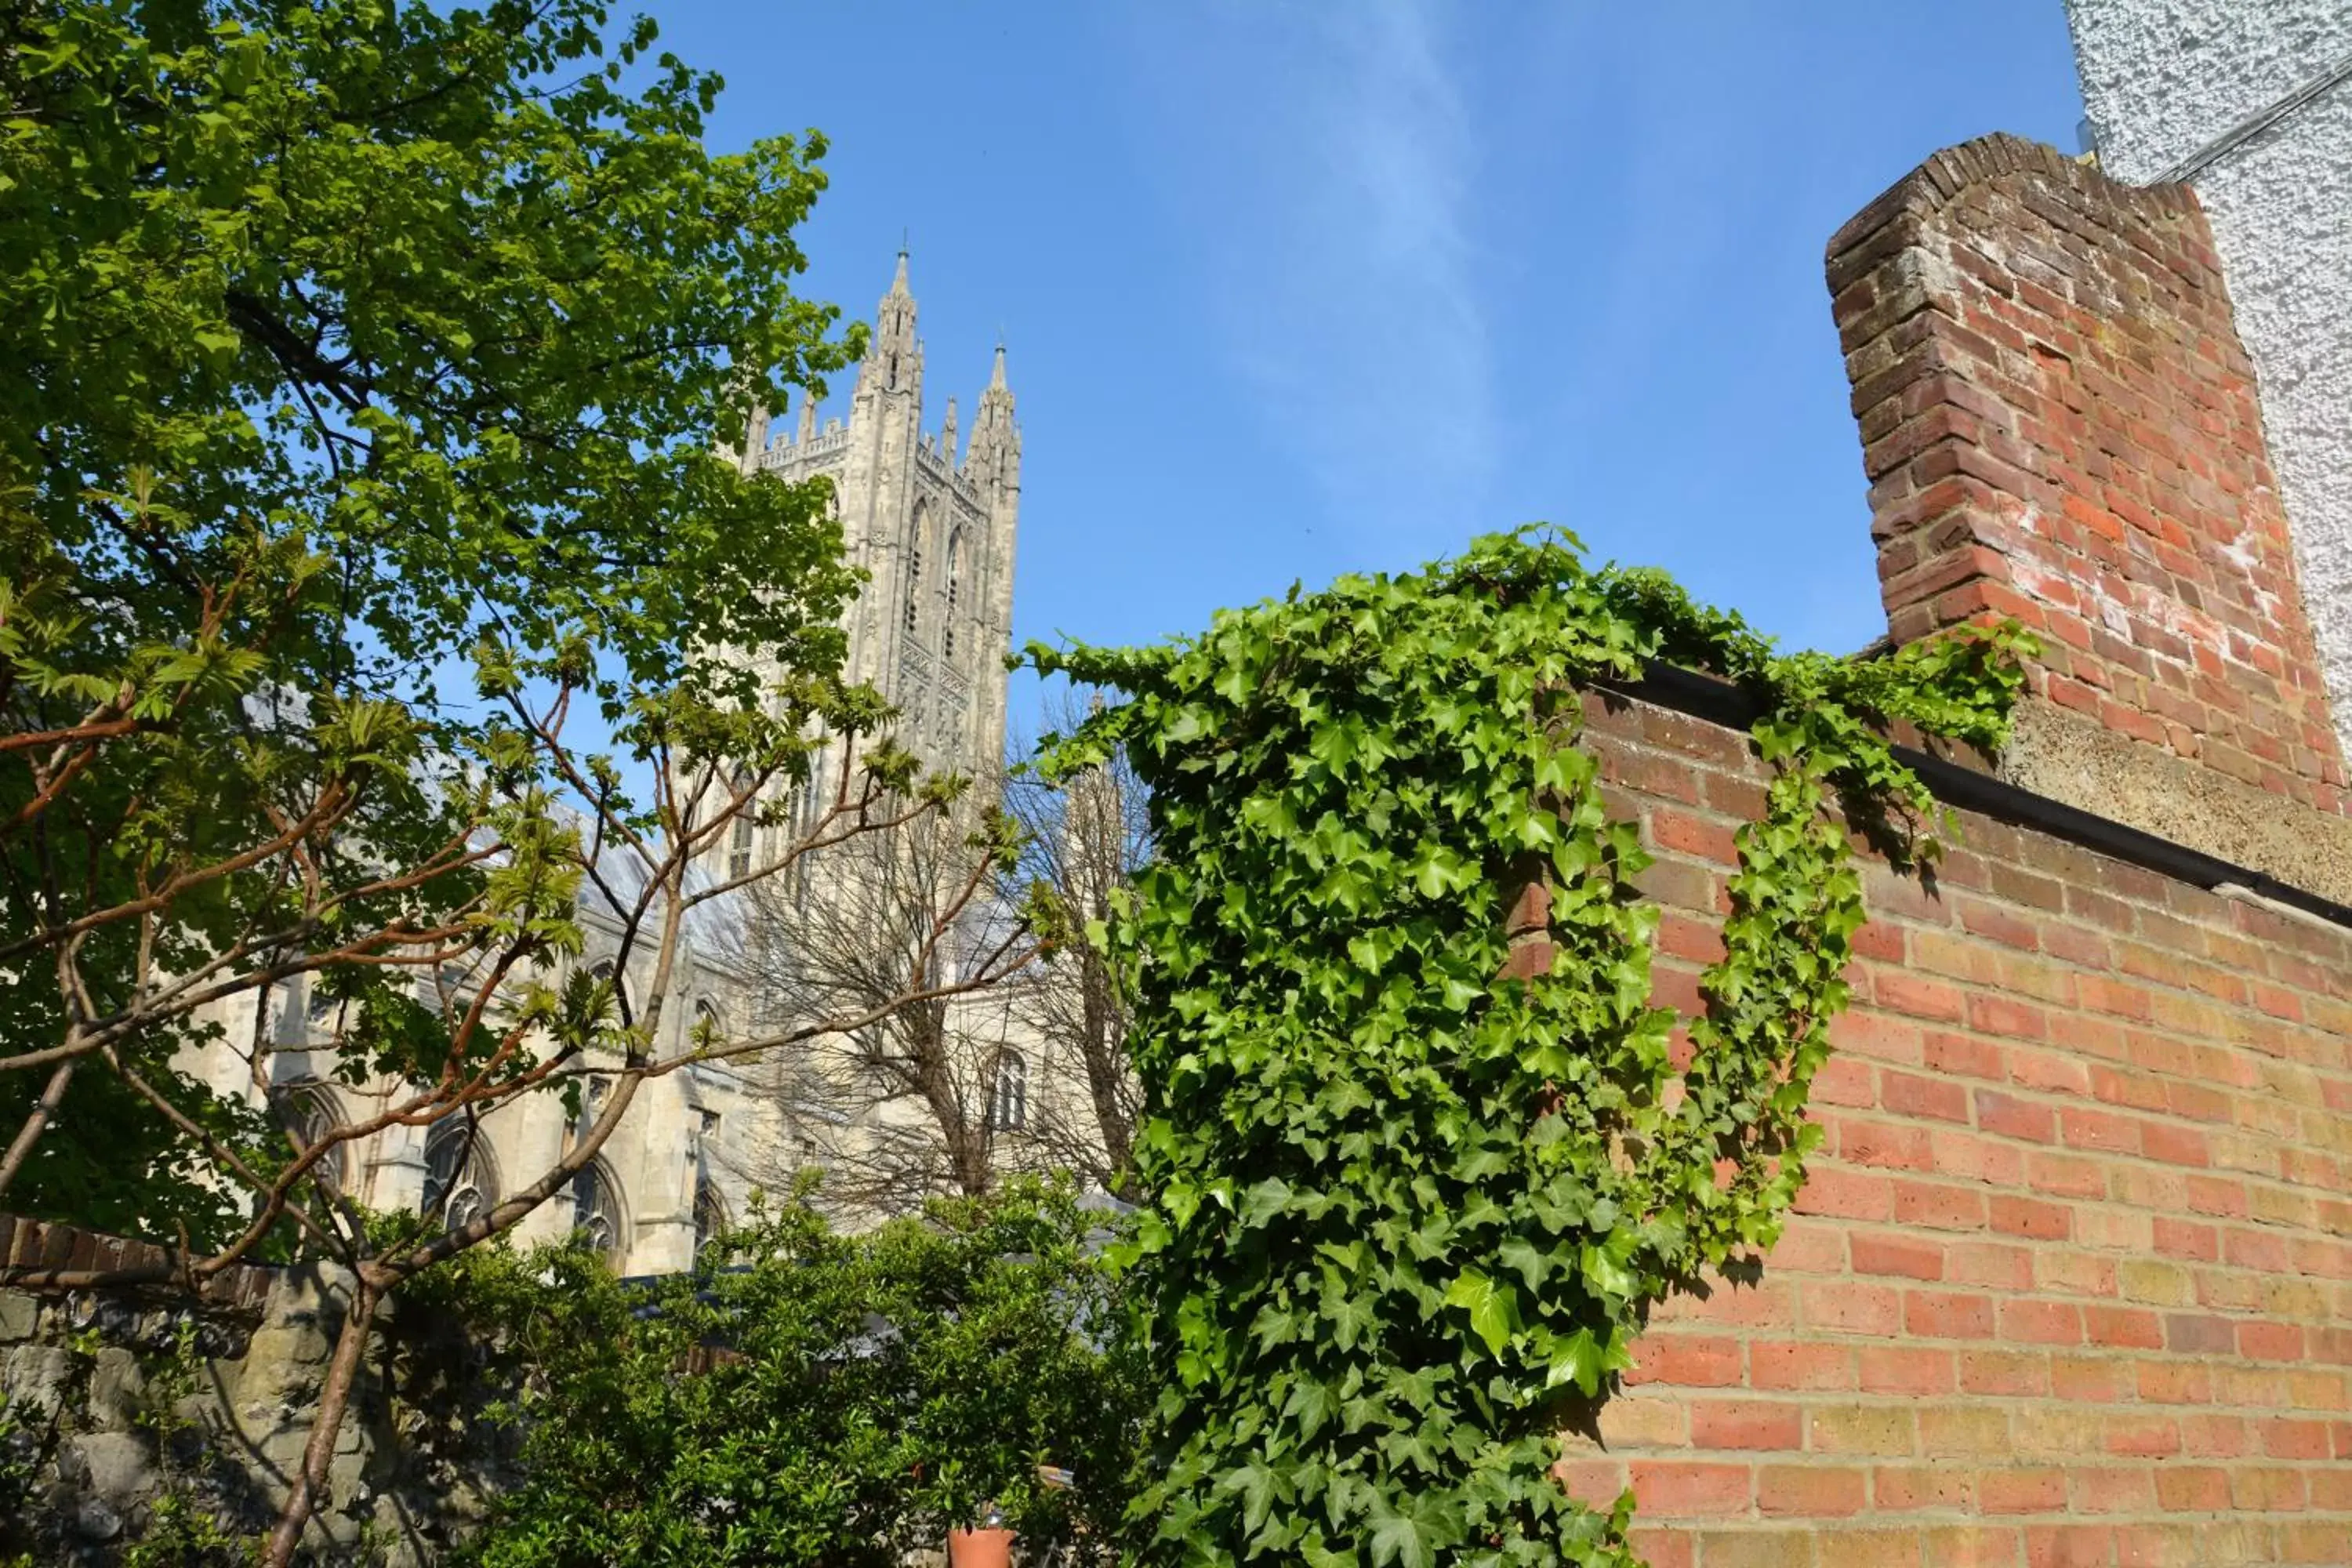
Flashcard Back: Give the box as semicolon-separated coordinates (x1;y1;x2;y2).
2066;0;2352;754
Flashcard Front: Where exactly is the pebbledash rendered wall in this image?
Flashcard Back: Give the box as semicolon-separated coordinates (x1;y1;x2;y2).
2064;0;2352;762
1548;137;2352;1566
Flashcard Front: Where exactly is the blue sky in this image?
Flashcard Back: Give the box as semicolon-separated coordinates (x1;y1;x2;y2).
650;1;2085;727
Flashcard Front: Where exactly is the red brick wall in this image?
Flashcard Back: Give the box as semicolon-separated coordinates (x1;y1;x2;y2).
0;1212;274;1308
1828;136;2347;811
1556;691;2352;1568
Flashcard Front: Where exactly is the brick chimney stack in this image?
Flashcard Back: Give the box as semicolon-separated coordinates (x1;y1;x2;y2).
1827;136;2346;829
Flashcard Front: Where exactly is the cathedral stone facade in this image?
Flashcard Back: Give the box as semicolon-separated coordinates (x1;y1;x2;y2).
182;256;1028;1277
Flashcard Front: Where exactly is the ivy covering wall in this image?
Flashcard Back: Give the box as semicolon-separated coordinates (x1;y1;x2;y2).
1028;529;2030;1568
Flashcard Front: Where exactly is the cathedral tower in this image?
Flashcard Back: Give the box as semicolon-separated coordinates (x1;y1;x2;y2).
731;252;1021;805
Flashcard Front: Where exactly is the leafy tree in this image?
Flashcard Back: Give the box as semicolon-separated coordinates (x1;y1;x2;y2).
1029;529;2030;1568
445;1178;1144;1568
1;0;1025;1558
1;0;846;1218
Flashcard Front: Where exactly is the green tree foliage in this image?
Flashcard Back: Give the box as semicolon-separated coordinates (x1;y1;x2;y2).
0;5;1029;1557
0;0;863;1236
1028;528;2031;1568
441;1180;1145;1568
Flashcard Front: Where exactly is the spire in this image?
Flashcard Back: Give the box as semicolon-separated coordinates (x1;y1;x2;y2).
858;248;921;400
875;249;916;329
941;396;958;469
797;387;817;444
976;342;1014;422
965;339;1018;492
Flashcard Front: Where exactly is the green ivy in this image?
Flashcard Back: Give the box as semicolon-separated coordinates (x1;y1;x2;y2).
1025;528;2030;1568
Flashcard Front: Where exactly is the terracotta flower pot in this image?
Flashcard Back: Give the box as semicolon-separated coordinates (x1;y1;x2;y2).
948;1526;1014;1568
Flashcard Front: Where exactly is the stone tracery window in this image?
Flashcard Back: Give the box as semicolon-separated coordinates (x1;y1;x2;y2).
723;768;757;880
288;1084;348;1194
988;1051;1028;1133
422;1117;497;1232
569;1158;625;1258
728;814;754;880
688;1106;726;1259
905;503;929;637
693;1174;728;1259
943;528;962;662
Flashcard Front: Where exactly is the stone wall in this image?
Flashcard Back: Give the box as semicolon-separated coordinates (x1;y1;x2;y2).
0;1217;510;1566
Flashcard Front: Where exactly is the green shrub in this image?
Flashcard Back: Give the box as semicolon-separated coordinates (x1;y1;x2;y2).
448;1178;1143;1567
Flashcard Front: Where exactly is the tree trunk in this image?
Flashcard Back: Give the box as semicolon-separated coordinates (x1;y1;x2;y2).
262;1271;378;1568
1076;953;1134;1186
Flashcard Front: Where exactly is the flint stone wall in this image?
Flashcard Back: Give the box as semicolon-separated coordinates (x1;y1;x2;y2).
0;1216;513;1566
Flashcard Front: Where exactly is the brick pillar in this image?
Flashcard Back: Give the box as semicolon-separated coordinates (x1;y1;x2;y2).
1827;135;2347;814
1498;869;1553;982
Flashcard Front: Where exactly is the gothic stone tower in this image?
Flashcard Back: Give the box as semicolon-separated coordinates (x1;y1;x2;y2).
731;252;1021;799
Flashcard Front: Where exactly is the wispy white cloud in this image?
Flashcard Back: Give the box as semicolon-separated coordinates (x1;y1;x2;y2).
1212;1;1497;549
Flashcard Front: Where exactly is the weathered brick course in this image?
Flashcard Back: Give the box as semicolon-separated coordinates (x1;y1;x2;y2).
1559;687;2352;1564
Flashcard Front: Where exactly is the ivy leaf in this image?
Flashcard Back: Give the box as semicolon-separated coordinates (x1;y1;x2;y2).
1365;1493;1435;1568
1581;1236;1638;1304
1283;1375;1339;1439
1014;526;2031;1568
1301;1534;1360;1568
1215;1459;1278;1537
1544;1327;1606;1396
1442;1269;1516;1356
1324;1289;1374;1352
1497;1236;1548;1293
1240;1177;1292;1230
1251;1301;1300;1351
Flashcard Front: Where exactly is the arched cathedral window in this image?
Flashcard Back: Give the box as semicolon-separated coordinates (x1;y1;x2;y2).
988;1051;1028;1133
944;529;962;661
728;815;754;880
422;1117;497;1232
688;1107;726;1260
720;766;759;880
905;505;927;637
569;1159;625;1258
573;1072;611;1134
693;1177;728;1259
287;1084;348;1195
